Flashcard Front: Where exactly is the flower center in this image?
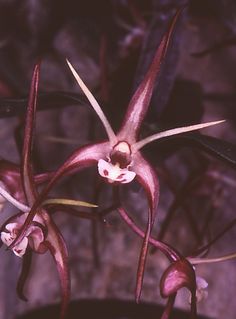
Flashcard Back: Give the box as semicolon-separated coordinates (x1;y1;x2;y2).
97;141;136;184
110;141;132;169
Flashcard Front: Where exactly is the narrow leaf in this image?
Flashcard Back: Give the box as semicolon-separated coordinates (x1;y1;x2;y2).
43;198;98;208
178;133;236;167
0;91;87;118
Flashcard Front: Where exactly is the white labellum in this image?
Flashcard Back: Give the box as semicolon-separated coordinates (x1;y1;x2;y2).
98;159;136;184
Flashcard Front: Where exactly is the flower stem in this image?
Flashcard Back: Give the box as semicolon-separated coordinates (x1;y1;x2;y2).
188;252;236;265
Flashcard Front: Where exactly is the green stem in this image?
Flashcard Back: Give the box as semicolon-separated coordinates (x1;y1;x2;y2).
188;252;236;265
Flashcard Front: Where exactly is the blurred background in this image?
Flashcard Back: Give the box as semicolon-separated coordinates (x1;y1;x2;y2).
0;0;236;318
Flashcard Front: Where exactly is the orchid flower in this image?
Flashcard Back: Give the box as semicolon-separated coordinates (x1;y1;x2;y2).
11;9;224;302
1;212;46;257
160;258;197;319
0;63;70;319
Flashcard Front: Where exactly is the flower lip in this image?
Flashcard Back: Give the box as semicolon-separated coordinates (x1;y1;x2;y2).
98;159;136;184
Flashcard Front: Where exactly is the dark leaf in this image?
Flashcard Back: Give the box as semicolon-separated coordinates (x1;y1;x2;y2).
0;92;87;118
178;133;236;167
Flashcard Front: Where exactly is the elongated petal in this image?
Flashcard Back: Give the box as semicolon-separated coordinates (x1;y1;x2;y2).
44;217;70;319
161;294;176;319
34;171;53;184
66;59;117;144
133;120;225;151
16;248;32;301
118;9;182;142
21;62;40;206
117;207;180;262
10;142;109;250
132;152;160;302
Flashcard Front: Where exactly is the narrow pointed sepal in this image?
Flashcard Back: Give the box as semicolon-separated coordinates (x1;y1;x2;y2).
132;153;159;302
21;62;41;206
16;248;32;302
118;9;183;142
44;218;70;319
133;120;226;151
66;59;117;143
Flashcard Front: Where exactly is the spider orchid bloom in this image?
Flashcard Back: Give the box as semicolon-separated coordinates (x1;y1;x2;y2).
13;9;224;303
2;63;70;319
1;212;46;257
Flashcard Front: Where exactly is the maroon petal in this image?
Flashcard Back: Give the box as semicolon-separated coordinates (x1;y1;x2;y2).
21;62;40;205
160;294;176;319
0;160;23;201
117;207;179;262
118;9;182;142
16;248;32;302
160;259;197;318
34;171;53;185
10;142;109;250
131;152;159;302
44;217;70;319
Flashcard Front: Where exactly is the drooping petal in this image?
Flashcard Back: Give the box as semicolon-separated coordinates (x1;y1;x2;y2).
131;152;160;302
16;248;32;301
133;120;225;151
66;59;117;144
117;207;180;262
21;62;40;206
118;9;182;142
10;142;109;250
160;294;176;319
44;217;70;319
